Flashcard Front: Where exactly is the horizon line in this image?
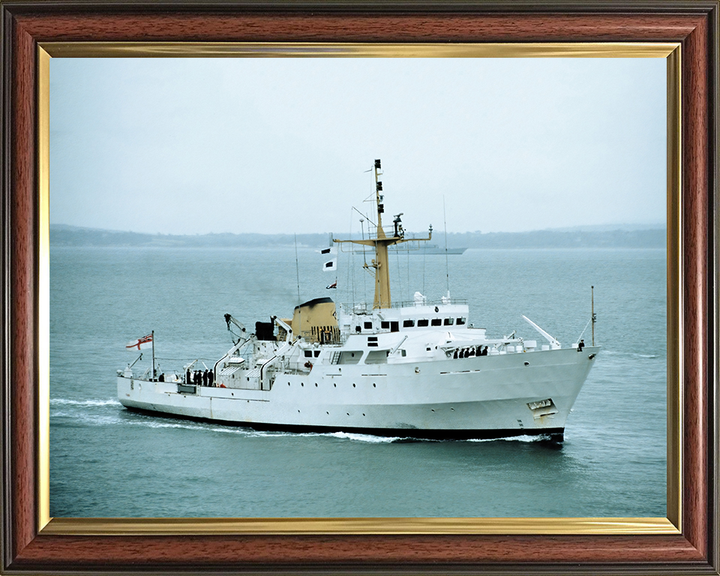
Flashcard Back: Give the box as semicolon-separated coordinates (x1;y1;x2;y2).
49;222;668;236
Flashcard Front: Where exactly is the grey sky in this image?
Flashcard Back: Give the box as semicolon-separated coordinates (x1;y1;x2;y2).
50;57;666;235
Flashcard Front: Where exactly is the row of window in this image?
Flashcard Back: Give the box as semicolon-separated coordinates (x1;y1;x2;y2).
304;349;404;361
356;317;467;331
288;381;378;388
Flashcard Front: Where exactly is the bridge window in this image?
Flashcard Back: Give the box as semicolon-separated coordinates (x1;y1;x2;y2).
456;317;466;325
304;350;312;357
417;319;429;327
381;321;390;329
444;318;454;326
366;350;390;364
431;318;442;326
403;319;415;328
338;351;361;364
364;321;373;330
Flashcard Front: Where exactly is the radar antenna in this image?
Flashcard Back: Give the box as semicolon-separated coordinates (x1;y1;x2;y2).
334;159;432;309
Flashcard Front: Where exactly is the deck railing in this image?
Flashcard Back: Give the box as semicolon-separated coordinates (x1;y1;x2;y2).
340;298;468;313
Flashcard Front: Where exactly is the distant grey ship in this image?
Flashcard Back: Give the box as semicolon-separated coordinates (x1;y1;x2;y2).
391;243;467;255
118;159;598;441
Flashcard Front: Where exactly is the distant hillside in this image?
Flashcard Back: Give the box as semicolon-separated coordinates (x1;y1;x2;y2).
447;228;665;249
50;225;666;249
50;226;332;248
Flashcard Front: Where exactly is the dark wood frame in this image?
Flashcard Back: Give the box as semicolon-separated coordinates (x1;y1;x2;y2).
1;1;717;573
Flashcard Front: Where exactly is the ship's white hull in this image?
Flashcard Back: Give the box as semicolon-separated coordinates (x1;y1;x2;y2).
117;346;597;440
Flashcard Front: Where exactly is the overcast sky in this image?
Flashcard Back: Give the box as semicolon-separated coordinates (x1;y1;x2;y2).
49;57;666;235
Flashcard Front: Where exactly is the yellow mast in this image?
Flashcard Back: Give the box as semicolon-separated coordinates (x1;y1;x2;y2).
334;159;432;309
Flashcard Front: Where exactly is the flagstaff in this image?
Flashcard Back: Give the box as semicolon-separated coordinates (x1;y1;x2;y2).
151;330;156;381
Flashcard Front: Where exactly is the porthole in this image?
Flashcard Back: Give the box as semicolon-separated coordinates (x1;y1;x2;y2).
373;383;376;388
353;383;356;388
301;383;304;387
333;383;337;387
315;383;318;387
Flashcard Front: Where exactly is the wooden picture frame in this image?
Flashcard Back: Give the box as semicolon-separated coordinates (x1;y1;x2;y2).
1;1;717;573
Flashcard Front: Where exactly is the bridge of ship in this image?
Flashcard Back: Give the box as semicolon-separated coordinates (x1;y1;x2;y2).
336;298;471;336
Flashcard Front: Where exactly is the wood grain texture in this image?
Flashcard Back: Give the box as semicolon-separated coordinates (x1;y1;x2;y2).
9;16;37;562
13;12;705;42
1;2;717;573
681;9;710;561
10;534;707;568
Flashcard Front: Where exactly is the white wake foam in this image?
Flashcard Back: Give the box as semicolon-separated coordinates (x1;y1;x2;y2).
50;398;121;407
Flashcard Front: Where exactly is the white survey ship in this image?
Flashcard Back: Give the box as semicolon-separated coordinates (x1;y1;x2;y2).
118;160;598;441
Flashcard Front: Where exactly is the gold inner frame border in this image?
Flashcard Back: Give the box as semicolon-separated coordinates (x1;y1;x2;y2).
36;41;682;537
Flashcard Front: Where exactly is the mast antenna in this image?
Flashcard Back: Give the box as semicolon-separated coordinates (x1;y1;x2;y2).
360;218;367;299
294;234;301;303
443;195;450;296
333;159;431;309
348;210;355;306
591;285;596;346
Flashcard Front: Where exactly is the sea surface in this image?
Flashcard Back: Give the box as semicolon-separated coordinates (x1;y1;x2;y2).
50;246;666;518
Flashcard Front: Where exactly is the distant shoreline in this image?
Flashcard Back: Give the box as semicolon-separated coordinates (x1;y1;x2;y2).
50;225;666;250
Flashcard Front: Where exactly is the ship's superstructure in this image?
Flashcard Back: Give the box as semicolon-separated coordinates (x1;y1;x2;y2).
117;160;598;441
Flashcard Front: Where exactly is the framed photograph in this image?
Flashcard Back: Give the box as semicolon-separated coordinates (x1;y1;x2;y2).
1;2;717;574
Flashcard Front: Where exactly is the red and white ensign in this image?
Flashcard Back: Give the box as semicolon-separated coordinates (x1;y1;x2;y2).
126;333;153;351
